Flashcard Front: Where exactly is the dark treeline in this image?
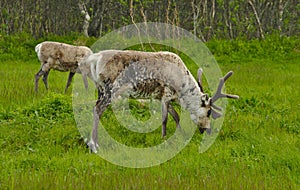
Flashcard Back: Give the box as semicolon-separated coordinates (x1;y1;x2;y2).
0;0;299;40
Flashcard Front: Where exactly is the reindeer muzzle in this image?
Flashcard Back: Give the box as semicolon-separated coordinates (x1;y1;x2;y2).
199;127;212;134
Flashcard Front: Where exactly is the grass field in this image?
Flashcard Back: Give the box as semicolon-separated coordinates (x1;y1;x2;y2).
0;35;299;189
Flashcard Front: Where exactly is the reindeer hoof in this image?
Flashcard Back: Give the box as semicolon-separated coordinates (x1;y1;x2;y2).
87;140;98;153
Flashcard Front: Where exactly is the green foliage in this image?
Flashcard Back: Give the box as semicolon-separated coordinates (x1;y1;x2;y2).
207;35;300;63
0;93;74;129
0;32;36;61
21;93;73;120
0;93;82;156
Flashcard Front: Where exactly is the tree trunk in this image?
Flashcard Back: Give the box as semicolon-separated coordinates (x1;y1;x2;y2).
79;1;90;37
278;0;284;36
248;0;265;39
191;0;205;41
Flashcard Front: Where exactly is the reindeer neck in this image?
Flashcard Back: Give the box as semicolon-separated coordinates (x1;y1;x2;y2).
177;76;203;115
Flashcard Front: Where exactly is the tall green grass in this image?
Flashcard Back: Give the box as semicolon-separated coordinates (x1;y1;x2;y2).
0;34;299;189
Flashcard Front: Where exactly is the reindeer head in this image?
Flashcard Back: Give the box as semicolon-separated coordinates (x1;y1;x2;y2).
196;68;239;134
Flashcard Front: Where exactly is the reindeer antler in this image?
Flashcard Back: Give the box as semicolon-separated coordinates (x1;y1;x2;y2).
211;71;239;119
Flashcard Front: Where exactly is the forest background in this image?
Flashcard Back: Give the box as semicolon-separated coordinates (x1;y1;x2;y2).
1;0;299;40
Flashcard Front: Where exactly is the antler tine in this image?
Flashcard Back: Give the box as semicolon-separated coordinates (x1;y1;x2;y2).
209;71;239;120
211;71;239;103
212;103;222;111
223;70;233;81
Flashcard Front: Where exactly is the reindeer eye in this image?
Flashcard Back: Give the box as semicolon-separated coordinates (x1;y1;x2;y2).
207;109;212;117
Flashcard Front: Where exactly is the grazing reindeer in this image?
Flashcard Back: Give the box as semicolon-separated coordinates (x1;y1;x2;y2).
80;50;239;153
34;41;92;93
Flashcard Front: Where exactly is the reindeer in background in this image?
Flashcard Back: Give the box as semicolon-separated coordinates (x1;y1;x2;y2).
34;41;92;93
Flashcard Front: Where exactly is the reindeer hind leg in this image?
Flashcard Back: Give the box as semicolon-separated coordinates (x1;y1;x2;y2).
35;68;46;92
42;70;50;90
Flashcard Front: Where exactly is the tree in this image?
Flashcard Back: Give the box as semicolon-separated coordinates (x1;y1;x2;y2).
79;0;91;37
0;0;298;39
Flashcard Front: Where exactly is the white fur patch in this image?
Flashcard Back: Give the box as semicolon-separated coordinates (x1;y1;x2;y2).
35;43;42;61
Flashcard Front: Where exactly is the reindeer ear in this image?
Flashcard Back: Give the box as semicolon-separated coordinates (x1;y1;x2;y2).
197;68;204;92
211;109;222;119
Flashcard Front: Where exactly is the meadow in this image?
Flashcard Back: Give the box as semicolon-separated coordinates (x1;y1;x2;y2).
0;34;299;189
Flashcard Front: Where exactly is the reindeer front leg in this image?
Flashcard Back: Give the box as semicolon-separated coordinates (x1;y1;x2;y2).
161;86;180;137
88;92;111;153
161;102;181;137
168;104;180;129
82;73;89;90
65;72;75;93
161;101;169;137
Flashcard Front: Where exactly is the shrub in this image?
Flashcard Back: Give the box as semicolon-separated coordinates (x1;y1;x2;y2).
22;93;73;120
